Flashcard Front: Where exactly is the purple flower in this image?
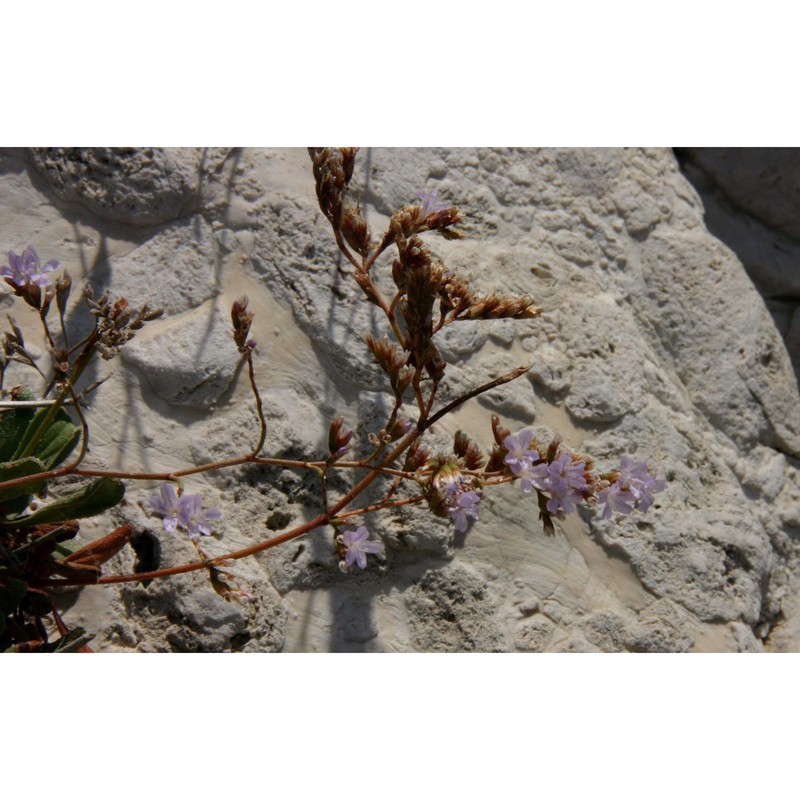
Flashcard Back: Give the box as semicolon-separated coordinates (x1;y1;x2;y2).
503;430;536;468
598;457;666;518
340;526;382;570
548;453;589;491
446;488;483;532
148;484;185;533
180;494;223;539
512;459;549;494
148;483;222;537
2;246;60;288
618;456;667;512
503;430;552;493
504;441;590;513
416;189;450;218
544;453;589;514
598;482;637;519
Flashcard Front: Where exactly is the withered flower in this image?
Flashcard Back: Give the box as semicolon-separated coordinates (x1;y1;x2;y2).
381;190;463;246
491;414;512;447
85;288;163;360
340;202;371;257
328;416;354;460
395;237;448;382
308;147;359;227
55;272;72;317
209;565;255;605
424;460;484;532
403;439;431;472
457;291;541;321
364;333;414;396
231;296;255;352
453;430;484;470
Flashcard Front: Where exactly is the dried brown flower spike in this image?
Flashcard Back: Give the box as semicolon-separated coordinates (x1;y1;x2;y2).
308;147;359;228
231;296;255;352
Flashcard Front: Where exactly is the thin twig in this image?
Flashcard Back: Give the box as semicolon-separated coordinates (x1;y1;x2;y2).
422;364;532;431
63;381;90;471
335;493;424;520
0;398;76;409
246;349;267;456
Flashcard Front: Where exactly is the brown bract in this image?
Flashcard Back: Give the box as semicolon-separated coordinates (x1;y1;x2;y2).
231;296;254;352
341;202;372;257
85;287;163;360
395;237;446;382
364;333;414;397
308;147;359;227
453;430;485;470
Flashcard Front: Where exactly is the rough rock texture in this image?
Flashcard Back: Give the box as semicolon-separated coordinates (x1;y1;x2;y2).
677;148;800;383
28;147;202;226
406;564;505;652
122;307;240;408
2;146;799;652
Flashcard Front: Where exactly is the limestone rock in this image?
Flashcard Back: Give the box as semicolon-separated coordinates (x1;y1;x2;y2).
121;306;240;408
676;148;800;382
406;564;505;652
679;148;800;242
84;215;220;315
625;599;695;653
4;146;800;653
28;147;202;226
514;617;556;652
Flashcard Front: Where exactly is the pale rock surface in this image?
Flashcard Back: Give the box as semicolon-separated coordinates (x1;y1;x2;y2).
28;147;202;226
121;306;240;408
1;146;799;652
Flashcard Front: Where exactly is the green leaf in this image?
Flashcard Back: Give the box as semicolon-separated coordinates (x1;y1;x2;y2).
0;390;36;463
7;478;125;526
30;418;81;470
13;406;80;470
0;456;48;504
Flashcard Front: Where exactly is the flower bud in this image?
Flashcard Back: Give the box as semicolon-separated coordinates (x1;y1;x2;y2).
55;272;72;316
387;417;414;441
491;414;512;447
328;416;353;460
231;296;254;352
341;203;371;256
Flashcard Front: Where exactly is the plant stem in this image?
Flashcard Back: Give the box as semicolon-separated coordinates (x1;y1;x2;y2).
422;364;532;431
246;349;267;456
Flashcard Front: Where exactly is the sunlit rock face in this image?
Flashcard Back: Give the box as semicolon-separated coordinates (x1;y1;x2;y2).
2;146;799;652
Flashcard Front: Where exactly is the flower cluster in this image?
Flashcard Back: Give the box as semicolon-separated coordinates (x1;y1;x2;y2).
598;456;667;519
337;526;383;570
428;462;484;533
446;487;483;531
503;429;665;521
503;430;590;514
2;246;60;288
148;484;222;539
382;188;462;244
